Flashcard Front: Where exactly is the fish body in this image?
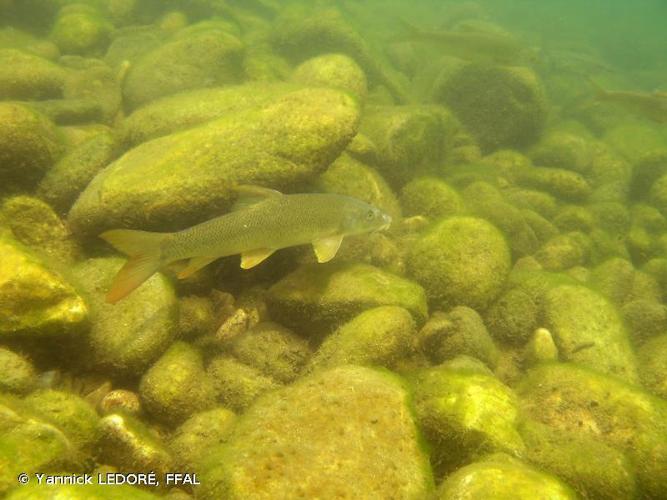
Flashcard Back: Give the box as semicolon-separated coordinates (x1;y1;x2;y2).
590;80;667;123
397;20;525;63
100;189;392;303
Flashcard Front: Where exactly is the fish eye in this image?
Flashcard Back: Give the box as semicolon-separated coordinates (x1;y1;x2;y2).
366;209;375;220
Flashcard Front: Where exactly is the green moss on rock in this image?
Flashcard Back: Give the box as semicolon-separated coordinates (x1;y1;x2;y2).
519;362;667;498
409;364;525;477
197;365;434;499
543;284;638;382
69;88;360;235
268;262;427;335
70;257;176;377
400;176;463;219
0;235;87;336
0;48;66;100
307;306;415;372
139;342;217;426
437;453;576;500
407;216;510;311
227;322;310;383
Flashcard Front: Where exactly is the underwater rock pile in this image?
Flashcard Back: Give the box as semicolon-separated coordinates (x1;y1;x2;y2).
1;1;667;499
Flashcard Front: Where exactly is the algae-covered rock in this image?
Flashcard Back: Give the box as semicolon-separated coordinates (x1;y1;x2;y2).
462;181;540;257
523;328;559;366
518;362;667;499
400;176;463;219
621;298;667;344
418;307;498;368
22;389;99;455
122;26;244;109
69;88;360;235
197;365;434;499
119;82;294;146
0;394;82;496
292;53;367;101
0;48;66;100
534;231;591;271
50;4;112;55
437;64;547;153
139;342;217;426
589;257;636;305
227;322;310;383
637;334;667;399
359;105;453;186
98;389;141;416
307;306;415;372
6;483;159;499
267;262;428;334
409;364;525;477
485;287;539;344
518;165;592;201
178;295;217;340
0;235;87;336
554;204;595;232
169;407;237;471
1;195;79;263
437;453;576;500
0;348;37;394
272;8;408;103
318;152;401;220
0;102;63;191
70;257;176;377
37;130;117;213
530;130;593;174
518;418;636;500
97;412;174;475
407;216;511;311
543;284;638;382
207;355;281;412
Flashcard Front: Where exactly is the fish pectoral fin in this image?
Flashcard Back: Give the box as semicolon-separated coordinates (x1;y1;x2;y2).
312;235;344;263
177;256;218;279
240;248;275;269
232;185;283;212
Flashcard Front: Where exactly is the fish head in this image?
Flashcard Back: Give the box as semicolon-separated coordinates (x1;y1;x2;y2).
340;198;392;235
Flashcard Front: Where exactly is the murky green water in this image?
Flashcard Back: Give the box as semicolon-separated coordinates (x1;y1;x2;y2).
1;1;666;498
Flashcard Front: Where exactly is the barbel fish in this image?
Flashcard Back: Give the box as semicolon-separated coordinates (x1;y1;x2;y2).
100;187;392;303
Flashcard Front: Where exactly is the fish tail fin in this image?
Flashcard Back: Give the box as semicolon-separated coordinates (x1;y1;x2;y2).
588;78;608;100
99;229;168;303
397;18;422;38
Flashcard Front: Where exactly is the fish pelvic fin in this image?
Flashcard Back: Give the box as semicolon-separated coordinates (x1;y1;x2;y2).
99;229;168;303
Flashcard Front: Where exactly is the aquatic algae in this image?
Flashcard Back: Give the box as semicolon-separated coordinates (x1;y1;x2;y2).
197;365;434;499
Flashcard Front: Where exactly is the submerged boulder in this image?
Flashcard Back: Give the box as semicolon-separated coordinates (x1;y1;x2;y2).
407;216;511;311
70;257;177;377
197;365;434;499
122;25;244;109
0;103;63;191
0;234;87;336
543;284;638;383
408;364;525;477
69;87;360;235
0;48;66;100
267;262;428;335
436;64;547;153
437;453;576;500
519;362;667;499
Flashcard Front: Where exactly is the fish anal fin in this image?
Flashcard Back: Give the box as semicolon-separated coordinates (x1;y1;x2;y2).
232;185;282;212
313;235;344;263
106;255;161;304
240;248;275;269
177;256;218;279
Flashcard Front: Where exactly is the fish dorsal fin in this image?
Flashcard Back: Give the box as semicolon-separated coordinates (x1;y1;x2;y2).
312;235;344;263
240;248;275;269
178;256;218;279
231;185;282;212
